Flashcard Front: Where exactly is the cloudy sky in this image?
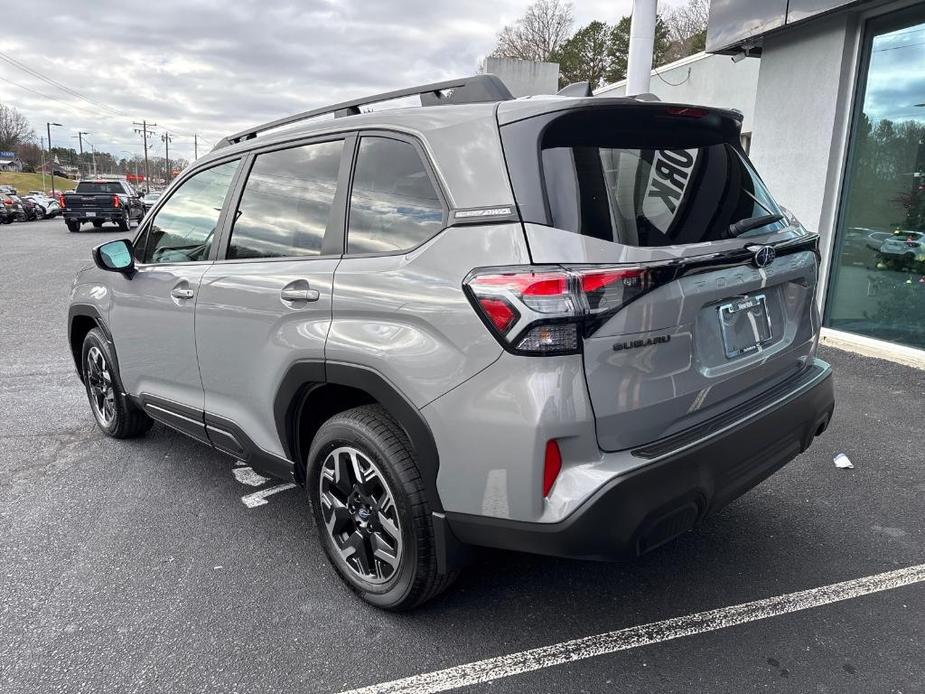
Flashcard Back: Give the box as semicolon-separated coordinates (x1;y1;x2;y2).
1;0;680;163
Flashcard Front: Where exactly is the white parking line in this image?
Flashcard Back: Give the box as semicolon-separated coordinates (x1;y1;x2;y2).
240;483;296;508
340;563;925;694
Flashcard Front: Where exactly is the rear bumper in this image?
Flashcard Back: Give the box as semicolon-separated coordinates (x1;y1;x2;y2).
446;359;834;561
63;210;127;221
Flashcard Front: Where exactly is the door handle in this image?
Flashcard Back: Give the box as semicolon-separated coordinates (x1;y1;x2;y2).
280;284;320;303
171;286;194;300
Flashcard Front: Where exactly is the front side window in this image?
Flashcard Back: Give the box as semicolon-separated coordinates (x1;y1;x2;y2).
228;139;344;259
347;137;444;254
140;160;239;264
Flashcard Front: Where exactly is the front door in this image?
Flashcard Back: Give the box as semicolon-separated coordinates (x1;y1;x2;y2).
195;137;348;460
110;159;241;428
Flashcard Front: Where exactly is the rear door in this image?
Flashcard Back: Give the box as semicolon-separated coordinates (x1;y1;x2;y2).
500;103;821;450
195;135;351;459
110;158;242;432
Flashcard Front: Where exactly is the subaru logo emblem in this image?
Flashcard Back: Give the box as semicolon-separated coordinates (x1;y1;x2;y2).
753;246;776;268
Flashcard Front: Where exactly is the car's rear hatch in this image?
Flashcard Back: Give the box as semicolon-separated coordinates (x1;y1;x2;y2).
498;98;821;451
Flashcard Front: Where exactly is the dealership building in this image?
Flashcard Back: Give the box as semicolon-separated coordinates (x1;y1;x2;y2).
602;0;925;366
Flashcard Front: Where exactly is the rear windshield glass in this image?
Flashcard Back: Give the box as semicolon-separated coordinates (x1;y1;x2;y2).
75;182;125;194
542;142;785;247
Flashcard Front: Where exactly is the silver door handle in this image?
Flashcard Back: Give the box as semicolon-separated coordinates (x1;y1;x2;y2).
280;287;320;302
171;287;194;300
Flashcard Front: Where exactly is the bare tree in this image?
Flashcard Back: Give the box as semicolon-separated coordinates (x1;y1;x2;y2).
662;0;709;62
491;0;574;63
0;102;34;152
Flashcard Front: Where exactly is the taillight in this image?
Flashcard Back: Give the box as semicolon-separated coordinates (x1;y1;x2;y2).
464;265;658;355
112;195;122;208
543;439;562;497
58;194;66;208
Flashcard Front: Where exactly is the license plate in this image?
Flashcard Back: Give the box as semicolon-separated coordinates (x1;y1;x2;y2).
718;295;773;358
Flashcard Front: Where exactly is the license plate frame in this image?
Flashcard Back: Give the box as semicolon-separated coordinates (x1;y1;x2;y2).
718;294;773;358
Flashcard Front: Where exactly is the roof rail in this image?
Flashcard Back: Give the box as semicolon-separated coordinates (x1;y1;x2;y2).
213;74;514;151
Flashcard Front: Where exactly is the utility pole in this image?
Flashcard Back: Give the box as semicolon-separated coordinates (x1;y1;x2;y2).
193;133;198;160
46;122;63;195
74;131;89;178
161;131;172;183
133;120;157;193
40;136;46;191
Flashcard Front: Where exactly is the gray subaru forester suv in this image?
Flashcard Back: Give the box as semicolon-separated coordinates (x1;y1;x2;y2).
68;75;835;610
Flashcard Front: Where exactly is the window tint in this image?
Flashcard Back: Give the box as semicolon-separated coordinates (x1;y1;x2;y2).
228;140;344;259
347;137;444;254
141;160;238;264
76;182;127;194
542;143;785;247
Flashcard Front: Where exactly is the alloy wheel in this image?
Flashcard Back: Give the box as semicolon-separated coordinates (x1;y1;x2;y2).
318;446;403;585
86;345;115;426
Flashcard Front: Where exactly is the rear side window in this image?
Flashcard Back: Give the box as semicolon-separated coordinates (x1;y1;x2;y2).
76;182;126;194
228;139;344;259
347;137;444;254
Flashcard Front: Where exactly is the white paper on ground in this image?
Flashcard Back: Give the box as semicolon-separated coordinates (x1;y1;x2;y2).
833;453;854;469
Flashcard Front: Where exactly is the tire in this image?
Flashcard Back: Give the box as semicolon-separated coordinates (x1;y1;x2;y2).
117;216;129;232
66;219;81;232
81;328;152;439
306;405;457;610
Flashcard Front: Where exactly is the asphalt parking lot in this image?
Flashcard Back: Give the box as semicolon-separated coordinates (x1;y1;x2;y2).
1;217;923;693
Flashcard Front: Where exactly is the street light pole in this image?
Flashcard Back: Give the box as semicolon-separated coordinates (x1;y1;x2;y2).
46;122;62;194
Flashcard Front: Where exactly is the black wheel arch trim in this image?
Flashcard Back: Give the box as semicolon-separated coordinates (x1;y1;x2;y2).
68;304;118;385
274;359;444;513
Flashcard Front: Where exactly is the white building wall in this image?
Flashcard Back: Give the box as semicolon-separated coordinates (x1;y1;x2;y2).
597;52;761;133
483;57;560;97
748;13;858;236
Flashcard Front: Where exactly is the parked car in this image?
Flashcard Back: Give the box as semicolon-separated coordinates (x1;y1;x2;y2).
1;193;24;221
62;179;144;232
0;194;17;223
68;76;835;610
141;190;162;212
24;193;62;218
8;194;39;221
879;231;925;266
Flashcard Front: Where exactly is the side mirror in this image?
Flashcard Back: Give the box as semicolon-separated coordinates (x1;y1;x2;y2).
93;239;135;276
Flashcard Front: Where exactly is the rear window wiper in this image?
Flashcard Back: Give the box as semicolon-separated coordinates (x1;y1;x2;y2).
727;213;784;238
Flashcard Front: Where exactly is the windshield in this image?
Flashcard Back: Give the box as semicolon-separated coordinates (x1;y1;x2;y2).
76;182;126;194
542;142;786;247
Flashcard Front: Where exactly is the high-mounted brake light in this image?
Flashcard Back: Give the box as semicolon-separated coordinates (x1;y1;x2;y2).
666;106;708;118
464;265;659;355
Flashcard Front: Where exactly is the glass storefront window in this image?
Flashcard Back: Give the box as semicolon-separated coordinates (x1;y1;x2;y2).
826;7;925;350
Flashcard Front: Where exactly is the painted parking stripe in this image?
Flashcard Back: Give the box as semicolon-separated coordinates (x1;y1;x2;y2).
340;563;925;694
240;483;296;508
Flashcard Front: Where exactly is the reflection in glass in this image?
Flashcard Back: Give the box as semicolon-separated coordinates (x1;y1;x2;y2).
542;143;786;247
229;140;344;259
826;13;925;349
143;160;239;264
348;137;444;255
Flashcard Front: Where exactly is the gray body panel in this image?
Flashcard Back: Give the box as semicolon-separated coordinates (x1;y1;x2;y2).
196;257;339;458
108;262;209;411
326;224;528;408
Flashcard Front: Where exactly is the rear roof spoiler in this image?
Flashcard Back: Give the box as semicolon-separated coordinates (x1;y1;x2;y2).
213;74;514;151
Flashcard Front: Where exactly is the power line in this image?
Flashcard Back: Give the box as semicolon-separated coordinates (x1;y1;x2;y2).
0;49;127;117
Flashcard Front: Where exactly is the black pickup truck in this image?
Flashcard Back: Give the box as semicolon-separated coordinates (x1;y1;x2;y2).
62;180;145;232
